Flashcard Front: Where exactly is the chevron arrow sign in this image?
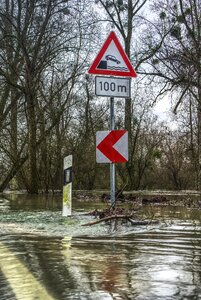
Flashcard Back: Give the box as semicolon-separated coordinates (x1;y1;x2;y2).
96;130;128;163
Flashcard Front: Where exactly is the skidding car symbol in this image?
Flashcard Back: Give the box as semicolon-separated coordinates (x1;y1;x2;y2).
105;55;121;64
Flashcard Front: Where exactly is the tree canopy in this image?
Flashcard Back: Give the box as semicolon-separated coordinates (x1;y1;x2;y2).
0;0;200;193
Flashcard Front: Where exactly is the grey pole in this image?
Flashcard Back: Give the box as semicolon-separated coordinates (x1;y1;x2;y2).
110;97;115;206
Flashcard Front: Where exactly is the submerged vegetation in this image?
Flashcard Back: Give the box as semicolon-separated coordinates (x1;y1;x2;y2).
1;191;201;237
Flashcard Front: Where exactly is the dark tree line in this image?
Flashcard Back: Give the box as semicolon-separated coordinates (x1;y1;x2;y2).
0;0;200;193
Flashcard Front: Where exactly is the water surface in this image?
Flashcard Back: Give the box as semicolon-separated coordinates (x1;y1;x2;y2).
0;193;201;299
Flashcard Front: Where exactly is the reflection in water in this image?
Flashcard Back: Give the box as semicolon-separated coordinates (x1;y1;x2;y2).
2;193;105;212
0;240;55;300
0;196;201;299
2;193;62;211
67;226;201;300
1;221;201;299
0;197;10;211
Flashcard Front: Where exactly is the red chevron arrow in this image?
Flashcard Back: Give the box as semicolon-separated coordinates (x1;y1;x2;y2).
97;130;127;163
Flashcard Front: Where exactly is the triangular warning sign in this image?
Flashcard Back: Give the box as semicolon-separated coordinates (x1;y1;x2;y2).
88;31;137;78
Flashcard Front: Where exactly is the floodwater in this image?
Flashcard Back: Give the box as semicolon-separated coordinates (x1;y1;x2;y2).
1;193;201;299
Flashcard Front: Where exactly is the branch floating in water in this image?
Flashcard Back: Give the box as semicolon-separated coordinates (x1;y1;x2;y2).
81;214;159;227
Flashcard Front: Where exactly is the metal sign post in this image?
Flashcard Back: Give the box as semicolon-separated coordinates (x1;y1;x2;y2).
110;97;115;206
88;31;137;207
63;155;72;216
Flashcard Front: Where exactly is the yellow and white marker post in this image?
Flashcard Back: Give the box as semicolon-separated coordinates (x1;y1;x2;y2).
63;155;72;216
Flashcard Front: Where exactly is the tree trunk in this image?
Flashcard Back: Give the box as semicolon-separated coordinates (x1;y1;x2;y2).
26;92;38;194
124;0;134;189
197;75;201;191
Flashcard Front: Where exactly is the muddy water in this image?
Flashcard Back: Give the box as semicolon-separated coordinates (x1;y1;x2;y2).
0;194;201;299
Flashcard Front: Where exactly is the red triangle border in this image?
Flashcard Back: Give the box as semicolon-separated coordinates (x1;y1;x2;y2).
88;31;137;78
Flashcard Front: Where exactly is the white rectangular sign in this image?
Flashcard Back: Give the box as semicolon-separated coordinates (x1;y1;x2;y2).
95;76;131;98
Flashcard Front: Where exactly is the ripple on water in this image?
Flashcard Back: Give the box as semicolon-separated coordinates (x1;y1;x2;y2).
1;206;201;299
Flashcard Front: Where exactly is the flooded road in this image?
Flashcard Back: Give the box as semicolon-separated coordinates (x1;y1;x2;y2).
0;193;201;299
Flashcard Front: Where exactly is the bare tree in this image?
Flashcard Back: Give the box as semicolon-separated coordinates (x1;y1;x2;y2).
0;0;91;193
141;0;201;188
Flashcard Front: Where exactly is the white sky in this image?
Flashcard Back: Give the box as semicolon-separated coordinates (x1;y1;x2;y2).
153;96;178;130
153;98;171;121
